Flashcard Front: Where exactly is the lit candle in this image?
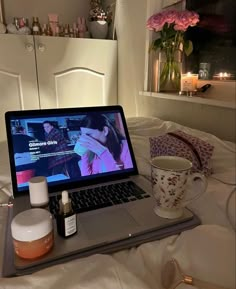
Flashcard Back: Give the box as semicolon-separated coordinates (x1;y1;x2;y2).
181;72;198;92
216;72;231;80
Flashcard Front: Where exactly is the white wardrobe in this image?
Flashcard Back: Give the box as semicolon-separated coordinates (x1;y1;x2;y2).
0;34;117;141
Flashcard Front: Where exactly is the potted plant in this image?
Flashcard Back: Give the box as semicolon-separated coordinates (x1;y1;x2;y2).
89;0;112;39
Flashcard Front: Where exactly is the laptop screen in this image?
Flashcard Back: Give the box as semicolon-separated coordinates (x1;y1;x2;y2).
5;106;138;197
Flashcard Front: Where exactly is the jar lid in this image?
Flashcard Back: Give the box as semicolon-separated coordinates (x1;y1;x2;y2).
11;208;53;242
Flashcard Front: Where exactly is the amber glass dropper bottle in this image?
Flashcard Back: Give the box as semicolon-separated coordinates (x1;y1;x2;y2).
56;190;77;238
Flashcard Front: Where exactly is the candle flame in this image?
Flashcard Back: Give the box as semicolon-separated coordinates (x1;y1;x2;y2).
218;72;230;79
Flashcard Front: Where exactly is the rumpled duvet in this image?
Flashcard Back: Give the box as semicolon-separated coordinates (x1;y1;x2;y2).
0;116;235;288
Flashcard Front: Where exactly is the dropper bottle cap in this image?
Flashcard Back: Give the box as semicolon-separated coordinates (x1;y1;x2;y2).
60;190;72;215
62;190;69;204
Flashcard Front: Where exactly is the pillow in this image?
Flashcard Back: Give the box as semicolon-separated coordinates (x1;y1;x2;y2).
149;130;214;176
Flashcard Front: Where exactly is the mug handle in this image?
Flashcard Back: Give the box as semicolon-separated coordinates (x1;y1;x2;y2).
183;173;207;205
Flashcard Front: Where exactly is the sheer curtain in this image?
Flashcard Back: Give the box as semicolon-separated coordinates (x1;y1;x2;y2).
115;0;147;116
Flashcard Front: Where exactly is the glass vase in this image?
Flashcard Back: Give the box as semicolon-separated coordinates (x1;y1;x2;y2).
158;50;182;92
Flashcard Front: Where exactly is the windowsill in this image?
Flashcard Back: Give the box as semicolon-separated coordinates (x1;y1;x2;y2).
139;91;236;109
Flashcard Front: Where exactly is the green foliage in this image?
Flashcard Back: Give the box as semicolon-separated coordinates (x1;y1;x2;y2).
152;38;162;51
183;40;193;56
150;24;194;58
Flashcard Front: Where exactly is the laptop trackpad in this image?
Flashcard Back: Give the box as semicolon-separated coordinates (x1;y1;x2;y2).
80;208;139;240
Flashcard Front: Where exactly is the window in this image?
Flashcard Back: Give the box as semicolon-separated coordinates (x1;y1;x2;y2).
185;0;236;80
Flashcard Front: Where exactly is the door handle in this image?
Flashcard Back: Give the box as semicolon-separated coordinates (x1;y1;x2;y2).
38;44;46;52
25;43;34;52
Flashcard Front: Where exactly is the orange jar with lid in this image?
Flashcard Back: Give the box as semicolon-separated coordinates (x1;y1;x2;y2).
11;208;54;259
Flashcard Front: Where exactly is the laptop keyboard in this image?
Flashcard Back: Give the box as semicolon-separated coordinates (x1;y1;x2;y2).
49;181;150;217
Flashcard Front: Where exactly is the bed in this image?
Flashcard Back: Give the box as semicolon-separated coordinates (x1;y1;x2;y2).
0;116;235;288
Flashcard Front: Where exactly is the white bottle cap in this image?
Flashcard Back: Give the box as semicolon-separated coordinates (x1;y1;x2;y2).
62;190;69;204
29;176;49;207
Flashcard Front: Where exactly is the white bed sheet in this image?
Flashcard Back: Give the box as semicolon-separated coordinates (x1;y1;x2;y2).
127;117;236;230
0;116;235;288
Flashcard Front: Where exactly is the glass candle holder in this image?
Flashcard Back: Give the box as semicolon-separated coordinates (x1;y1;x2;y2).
180;73;198;96
199;63;211;80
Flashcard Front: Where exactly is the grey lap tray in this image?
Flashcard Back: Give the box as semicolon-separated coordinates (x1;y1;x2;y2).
2;207;200;277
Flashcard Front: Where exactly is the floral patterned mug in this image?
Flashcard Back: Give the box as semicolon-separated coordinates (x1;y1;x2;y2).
151;156;207;219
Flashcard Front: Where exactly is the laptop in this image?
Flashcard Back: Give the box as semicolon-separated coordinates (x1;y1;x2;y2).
2;105;200;276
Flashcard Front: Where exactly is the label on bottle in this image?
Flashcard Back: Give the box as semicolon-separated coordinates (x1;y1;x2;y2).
64;214;77;236
33;26;39;32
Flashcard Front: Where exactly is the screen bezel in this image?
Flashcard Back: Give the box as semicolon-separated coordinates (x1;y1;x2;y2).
5;105;139;197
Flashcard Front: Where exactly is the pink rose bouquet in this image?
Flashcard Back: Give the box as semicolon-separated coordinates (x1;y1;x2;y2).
146;9;199;90
147;9;199;55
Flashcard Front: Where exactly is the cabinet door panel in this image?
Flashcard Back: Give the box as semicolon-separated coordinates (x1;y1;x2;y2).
35;36;117;108
55;68;105;107
0;34;39;141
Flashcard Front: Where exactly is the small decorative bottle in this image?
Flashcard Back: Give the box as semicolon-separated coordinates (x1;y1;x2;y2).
56;190;77;238
14;17;20;30
69;27;74;38
73;22;78;38
55;25;60;37
64;24;70;37
59;25;64;37
46;24;53;36
41;24;47;36
32;17;41;35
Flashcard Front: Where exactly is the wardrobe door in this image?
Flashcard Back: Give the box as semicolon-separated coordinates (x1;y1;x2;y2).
0;34;39;141
35;36;118;109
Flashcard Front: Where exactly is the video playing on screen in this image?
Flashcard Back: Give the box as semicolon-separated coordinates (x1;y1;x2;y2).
10;111;134;190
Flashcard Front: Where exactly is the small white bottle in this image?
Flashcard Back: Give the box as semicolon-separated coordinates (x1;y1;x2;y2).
56;190;77;238
29;176;49;208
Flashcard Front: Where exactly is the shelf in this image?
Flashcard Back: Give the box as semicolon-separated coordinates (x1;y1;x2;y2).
139;91;236;109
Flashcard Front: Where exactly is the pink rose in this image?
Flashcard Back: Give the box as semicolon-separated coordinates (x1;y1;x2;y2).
175;10;199;30
162;10;178;24
146;12;166;31
175;11;191;28
184;10;199;26
147;9;199;32
174;24;188;31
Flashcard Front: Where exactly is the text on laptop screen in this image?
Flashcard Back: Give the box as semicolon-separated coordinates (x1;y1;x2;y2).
6;108;136;194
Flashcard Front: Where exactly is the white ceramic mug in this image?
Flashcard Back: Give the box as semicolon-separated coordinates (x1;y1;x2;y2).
151;156;207;219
